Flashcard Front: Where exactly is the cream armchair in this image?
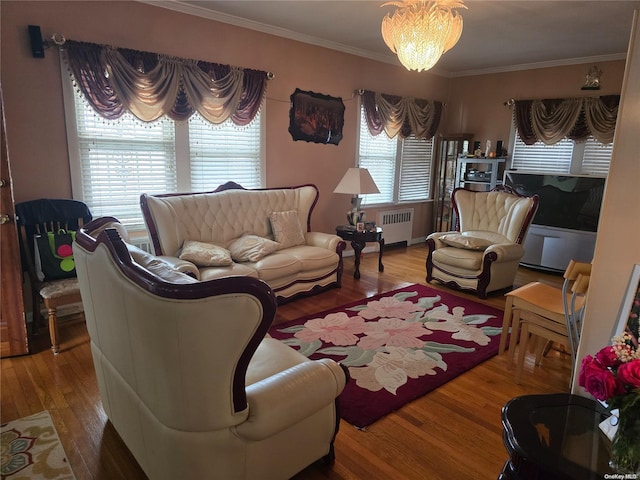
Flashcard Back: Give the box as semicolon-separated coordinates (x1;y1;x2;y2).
426;187;538;298
73;217;348;480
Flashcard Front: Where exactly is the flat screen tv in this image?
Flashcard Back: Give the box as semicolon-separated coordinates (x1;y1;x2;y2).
503;171;606;233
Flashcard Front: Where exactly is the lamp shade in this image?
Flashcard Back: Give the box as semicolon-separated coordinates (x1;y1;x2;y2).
333;168;380;195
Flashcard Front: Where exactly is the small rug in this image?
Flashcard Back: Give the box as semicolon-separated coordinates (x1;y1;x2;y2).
270;284;504;428
1;411;75;479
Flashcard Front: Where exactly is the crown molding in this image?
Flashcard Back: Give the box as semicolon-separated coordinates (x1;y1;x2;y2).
139;0;628;79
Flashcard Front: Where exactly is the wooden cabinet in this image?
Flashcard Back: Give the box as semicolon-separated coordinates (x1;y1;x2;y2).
456;155;505;191
433;134;472;232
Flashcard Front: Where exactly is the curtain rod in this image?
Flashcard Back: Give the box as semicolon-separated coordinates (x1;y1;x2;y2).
29;26;275;79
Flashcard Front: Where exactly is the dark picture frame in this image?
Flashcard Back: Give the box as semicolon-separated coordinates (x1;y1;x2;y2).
289;88;345;145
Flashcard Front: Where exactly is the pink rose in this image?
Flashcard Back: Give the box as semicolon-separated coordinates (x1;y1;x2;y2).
617;359;640;388
579;355;624;401
595;346;621;368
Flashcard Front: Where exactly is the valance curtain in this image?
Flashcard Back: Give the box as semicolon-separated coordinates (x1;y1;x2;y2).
361;90;443;140
514;95;619;145
63;40;268;126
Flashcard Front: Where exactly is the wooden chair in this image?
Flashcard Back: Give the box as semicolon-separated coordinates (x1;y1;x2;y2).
498;259;592;384
15;199;92;354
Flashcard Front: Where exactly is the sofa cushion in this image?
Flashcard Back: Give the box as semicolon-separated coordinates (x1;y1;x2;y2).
250;252;302;282
179;240;233;267
439;233;494;251
281;245;338;271
270;210;306;250
229;235;280;262
199;263;260;281
433;247;484;271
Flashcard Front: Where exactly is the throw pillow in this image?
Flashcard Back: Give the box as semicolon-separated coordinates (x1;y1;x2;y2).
228;235;280;262
439;233;494;251
269;210;306;249
179;240;233;267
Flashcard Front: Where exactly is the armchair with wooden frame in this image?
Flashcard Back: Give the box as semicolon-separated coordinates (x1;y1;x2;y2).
15;198;92;354
426;187;539;298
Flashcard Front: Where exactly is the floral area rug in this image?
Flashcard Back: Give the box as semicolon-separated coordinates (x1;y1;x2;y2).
269;284;504;428
1;410;75;479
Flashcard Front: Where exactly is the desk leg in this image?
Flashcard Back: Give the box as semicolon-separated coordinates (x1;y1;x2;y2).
378;238;384;272
351;240;364;279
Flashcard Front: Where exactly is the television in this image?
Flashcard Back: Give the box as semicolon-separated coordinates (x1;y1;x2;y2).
503;171;606;233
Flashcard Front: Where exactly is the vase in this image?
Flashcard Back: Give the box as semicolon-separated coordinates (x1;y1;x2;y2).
610;408;640;474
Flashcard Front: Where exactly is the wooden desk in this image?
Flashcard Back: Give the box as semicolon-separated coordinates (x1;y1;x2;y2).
335;226;384;279
500;393;615;480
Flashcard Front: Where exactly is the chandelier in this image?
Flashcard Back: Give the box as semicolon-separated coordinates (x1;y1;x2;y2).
381;0;466;72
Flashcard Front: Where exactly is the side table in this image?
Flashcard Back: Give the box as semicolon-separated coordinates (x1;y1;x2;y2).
335;226;384;279
500;393;616;480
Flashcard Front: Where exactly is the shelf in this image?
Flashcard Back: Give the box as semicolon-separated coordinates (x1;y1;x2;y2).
456;156;505;191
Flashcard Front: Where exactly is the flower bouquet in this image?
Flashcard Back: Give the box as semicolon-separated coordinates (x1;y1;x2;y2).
579;332;640;473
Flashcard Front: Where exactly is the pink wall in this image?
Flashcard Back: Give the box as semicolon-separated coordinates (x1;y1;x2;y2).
447;62;626;157
0;1;627;240
0;0;448;238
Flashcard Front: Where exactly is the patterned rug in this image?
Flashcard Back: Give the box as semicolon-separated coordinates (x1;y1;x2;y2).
269;284;504;428
1;411;75;479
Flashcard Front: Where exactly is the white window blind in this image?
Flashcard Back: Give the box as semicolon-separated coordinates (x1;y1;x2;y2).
358;105;433;205
189;111;262;191
358;107;397;205
74;99;176;231
511;129;612;175
67;83;264;233
511;135;574;173
581;137;613;176
398;136;433;202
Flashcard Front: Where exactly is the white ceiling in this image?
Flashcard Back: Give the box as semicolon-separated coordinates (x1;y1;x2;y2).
146;0;639;77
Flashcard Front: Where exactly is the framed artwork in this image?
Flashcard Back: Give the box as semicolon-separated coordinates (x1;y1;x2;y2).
613;264;640;348
288;88;345;145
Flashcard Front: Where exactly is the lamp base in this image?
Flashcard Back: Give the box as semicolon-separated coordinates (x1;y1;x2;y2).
347;210;366;226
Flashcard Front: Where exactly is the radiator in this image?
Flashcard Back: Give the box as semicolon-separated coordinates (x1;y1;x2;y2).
130;237;152;253
377;208;414;246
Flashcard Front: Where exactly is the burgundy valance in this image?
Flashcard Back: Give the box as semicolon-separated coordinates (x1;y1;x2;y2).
63;40;268;126
361;90;443;140
514;95;619;145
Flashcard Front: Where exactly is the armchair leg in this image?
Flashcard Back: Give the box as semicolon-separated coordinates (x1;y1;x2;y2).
46;305;60;354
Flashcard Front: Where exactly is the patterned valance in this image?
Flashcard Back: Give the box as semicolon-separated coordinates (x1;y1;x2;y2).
514;95;619;145
63;40;268;125
361;90;443;140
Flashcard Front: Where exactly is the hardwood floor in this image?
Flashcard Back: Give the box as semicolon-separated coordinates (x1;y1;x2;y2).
1;244;571;480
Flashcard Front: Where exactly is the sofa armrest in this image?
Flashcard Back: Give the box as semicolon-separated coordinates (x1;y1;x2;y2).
155;255;201;279
484;243;525;262
234;359;347;441
305;231;343;252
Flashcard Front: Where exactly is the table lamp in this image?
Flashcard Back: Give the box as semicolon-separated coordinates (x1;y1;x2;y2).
333;167;380;226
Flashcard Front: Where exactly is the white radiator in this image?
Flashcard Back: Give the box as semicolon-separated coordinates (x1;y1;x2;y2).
377;208;414;246
130;237;152;253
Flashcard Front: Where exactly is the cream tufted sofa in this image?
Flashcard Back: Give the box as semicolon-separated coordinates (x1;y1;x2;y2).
140;182;346;303
74;217;349;480
426;187;538;298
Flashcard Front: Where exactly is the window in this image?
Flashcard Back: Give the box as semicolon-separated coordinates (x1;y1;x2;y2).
357;106;433;205
65;86;264;232
511;129;612;176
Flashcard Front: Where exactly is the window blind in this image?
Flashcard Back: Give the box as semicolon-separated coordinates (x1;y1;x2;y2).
511;134;574;173
189;111;262;191
75;98;176;230
398;136;433;202
581;137;612;176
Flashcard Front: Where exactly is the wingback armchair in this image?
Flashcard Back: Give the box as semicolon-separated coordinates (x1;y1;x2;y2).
73;217;348;480
426;187;538;298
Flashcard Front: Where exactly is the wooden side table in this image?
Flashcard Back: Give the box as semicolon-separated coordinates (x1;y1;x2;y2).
500;393;615;480
335;226;384;279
